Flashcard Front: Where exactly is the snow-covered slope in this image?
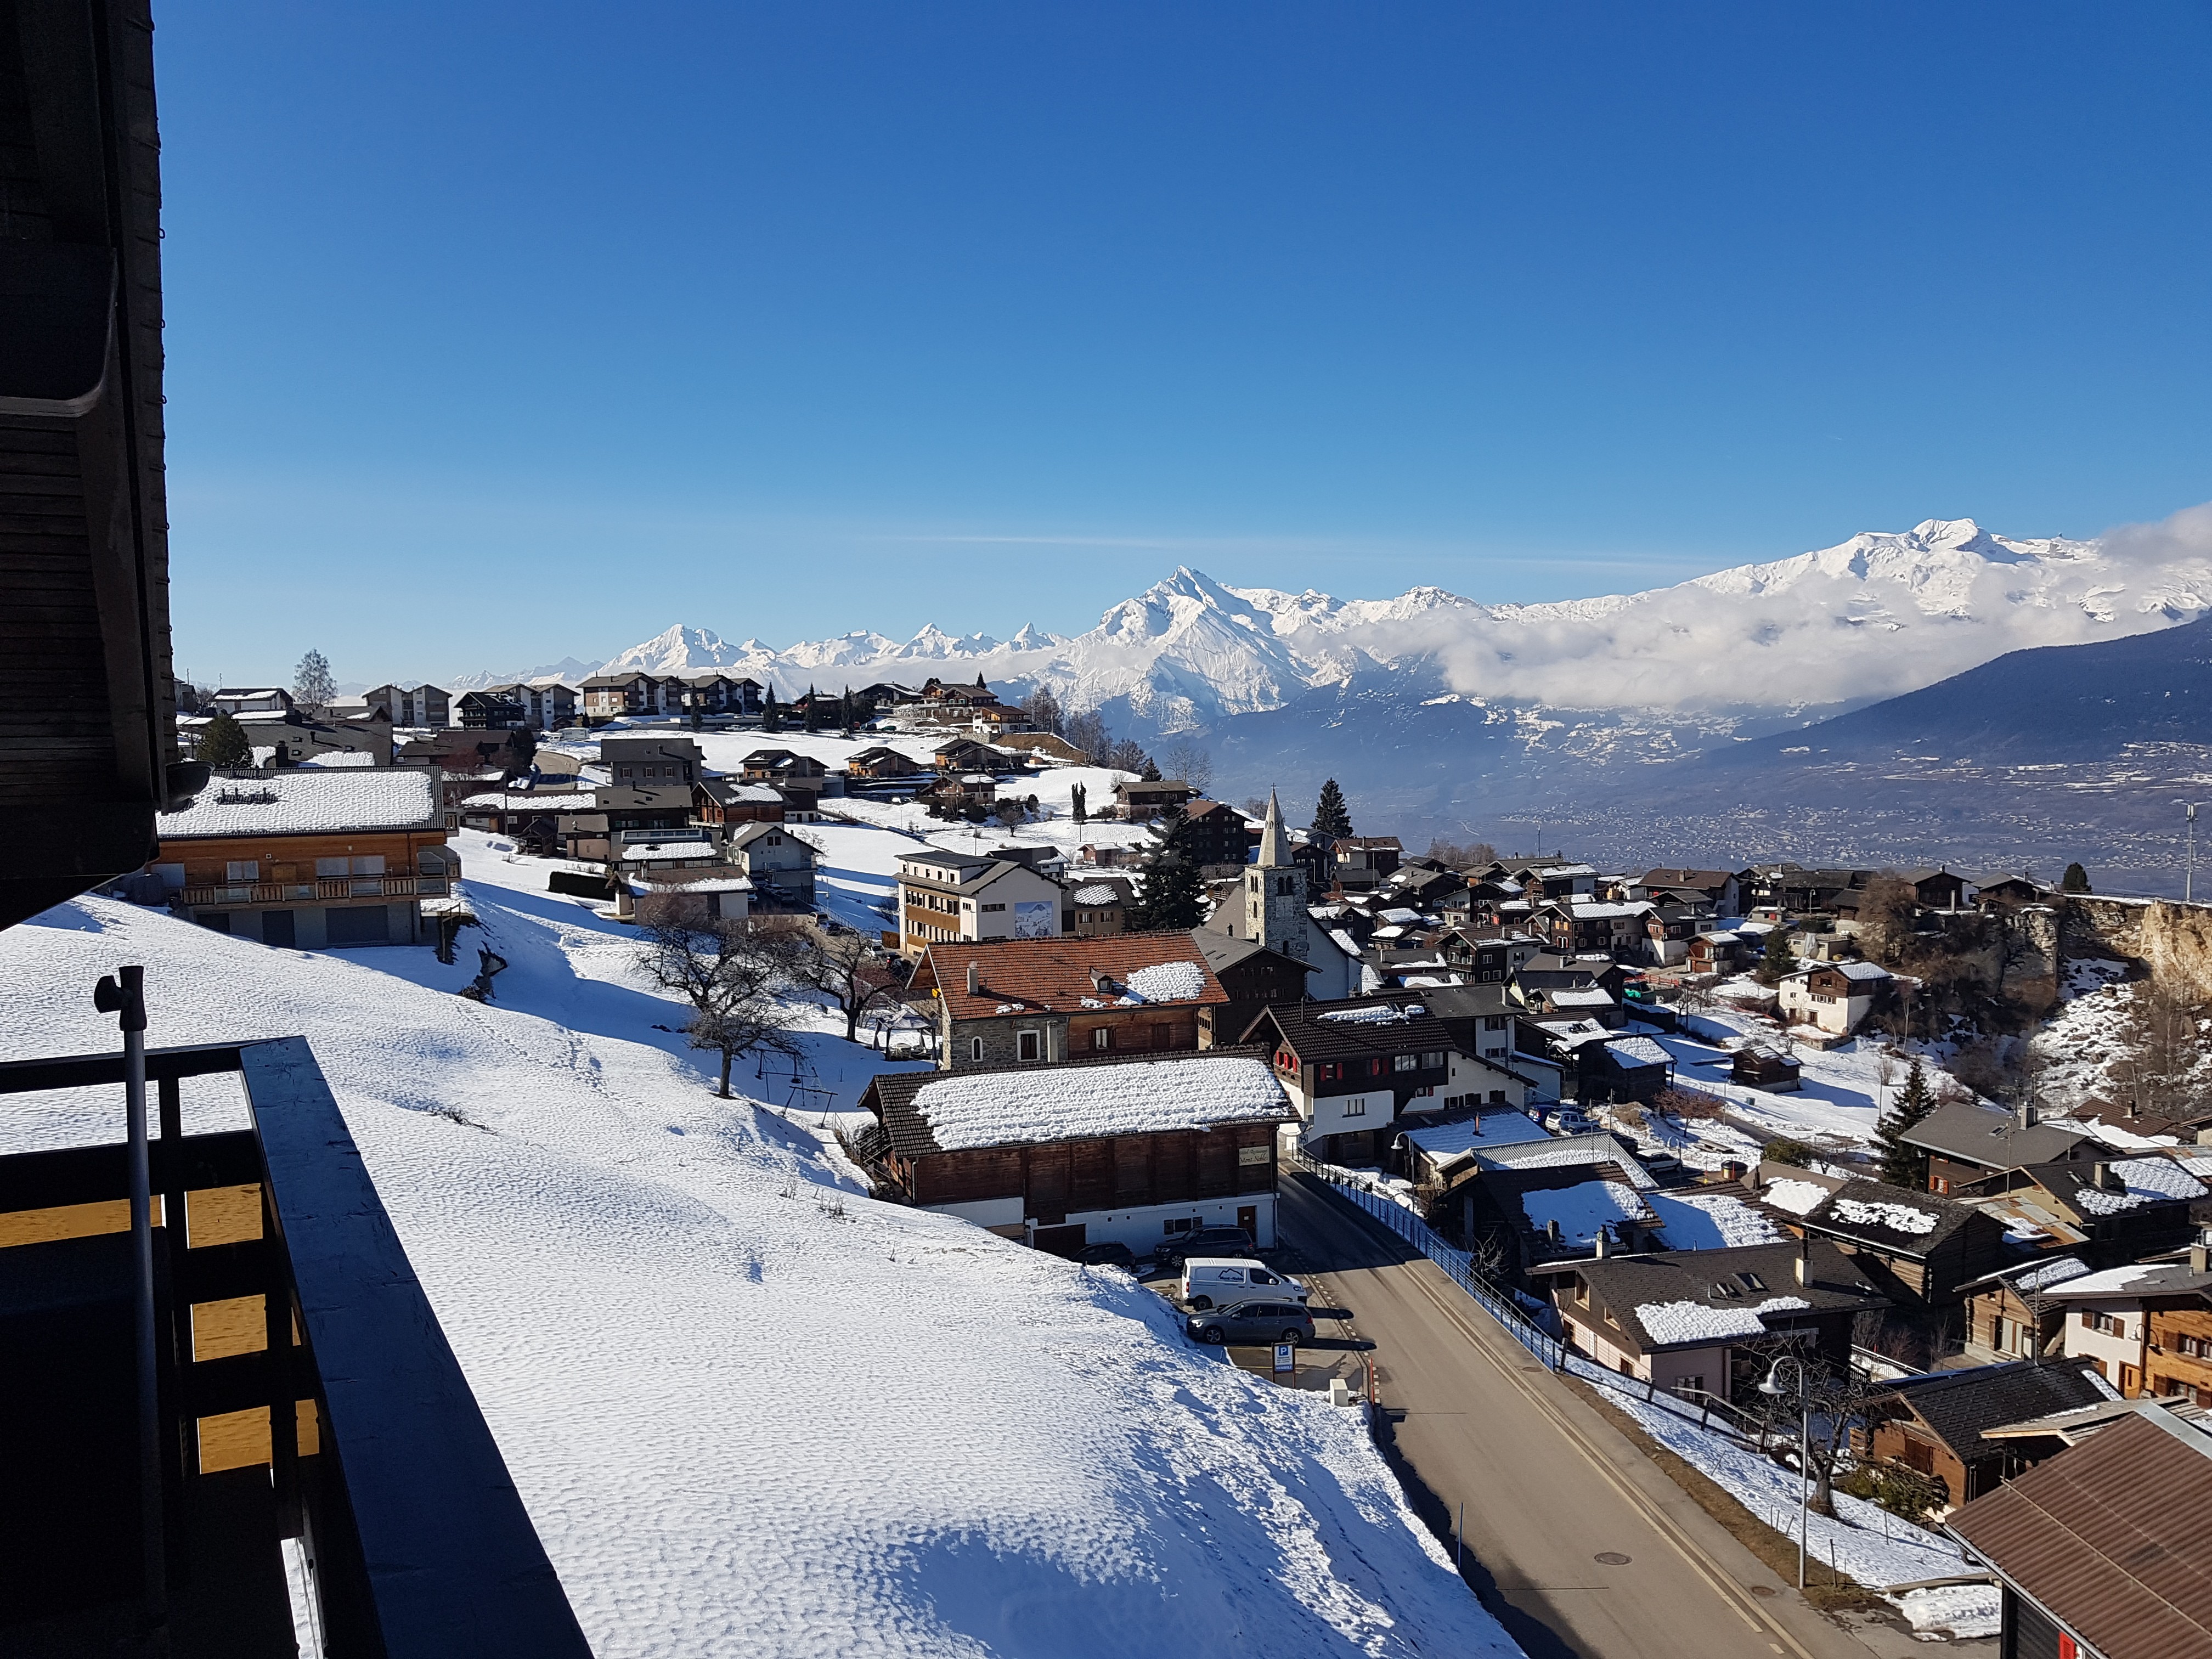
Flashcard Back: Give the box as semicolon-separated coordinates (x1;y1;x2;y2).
0;876;1513;1658
452;507;2212;738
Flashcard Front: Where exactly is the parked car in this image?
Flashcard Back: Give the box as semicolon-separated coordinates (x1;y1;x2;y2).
1077;1241;1137;1269
1154;1226;1255;1275
1179;1257;1308;1311
1548;1107;1596;1136
1187;1302;1316;1347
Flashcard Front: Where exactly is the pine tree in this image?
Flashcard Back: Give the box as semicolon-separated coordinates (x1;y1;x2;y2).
1070;782;1087;824
292;649;335;718
803;685;825;731
194;709;252;769
1311;778;1352;840
1875;1058;1935;1188
762;684;781;732
1756;928;1799;987
2061;862;2091;894
1126;810;1207;930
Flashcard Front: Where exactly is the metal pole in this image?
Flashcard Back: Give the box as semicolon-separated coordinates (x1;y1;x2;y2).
1456;1500;1465;1573
2188;804;2199;904
97;966;166;1647
1797;1385;1809;1592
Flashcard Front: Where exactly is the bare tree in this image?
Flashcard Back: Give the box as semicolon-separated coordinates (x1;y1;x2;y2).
1022;685;1064;735
292;648;335;720
1160;740;1214;793
1062;707;1110;764
635;918;804;1097
1426;836;1498;869
1742;1338;1891;1516
2109;979;2207;1121
783;921;911;1043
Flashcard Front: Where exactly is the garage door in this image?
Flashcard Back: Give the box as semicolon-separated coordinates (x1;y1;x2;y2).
324;906;390;946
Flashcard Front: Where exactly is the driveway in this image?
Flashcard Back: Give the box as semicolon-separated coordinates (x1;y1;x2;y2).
1274;1173;1942;1659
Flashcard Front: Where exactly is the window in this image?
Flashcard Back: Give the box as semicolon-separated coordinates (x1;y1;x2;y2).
1093;1028;1112;1051
1483;1015;1507;1030
981;902;1005;912
1488;1090;1505;1105
1393;1054;1417;1072
1342;1097;1366;1116
225;860;259;881
1737;1272;1767;1292
315;857;348;878
1317;1063;1340;1083
351;855;385;875
969;1037;984;1062
1018;1030;1042;1062
1421;1051;1447;1069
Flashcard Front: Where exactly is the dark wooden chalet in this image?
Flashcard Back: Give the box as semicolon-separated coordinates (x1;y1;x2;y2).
1242;998;1454;1164
850;1048;1294;1256
1760;1176;2008;1306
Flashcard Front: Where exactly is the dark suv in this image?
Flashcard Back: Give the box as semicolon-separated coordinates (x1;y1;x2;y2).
1154;1226;1255;1276
1187;1302;1316;1347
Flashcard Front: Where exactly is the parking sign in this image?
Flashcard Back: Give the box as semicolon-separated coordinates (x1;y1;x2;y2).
1273;1342;1295;1374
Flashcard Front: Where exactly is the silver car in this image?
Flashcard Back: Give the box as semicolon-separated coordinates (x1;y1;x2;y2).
1186;1302;1316;1347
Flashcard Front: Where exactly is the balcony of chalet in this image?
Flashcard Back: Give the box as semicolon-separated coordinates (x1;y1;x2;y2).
0;1038;587;1658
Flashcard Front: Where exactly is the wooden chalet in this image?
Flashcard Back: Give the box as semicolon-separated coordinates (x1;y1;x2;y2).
909;933;1229;1069
850;1050;1295;1257
1865;1361;2111;1511
1757;1174;2008;1306
1242;998;1455;1164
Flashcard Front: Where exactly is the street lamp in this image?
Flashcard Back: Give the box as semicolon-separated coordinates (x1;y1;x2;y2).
2187;803;2200;904
1757;1356;1812;1589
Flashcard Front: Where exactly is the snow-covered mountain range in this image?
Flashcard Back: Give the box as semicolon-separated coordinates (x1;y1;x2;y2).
452;512;2212;737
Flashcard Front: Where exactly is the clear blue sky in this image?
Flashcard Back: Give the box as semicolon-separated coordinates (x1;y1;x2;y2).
156;2;2212;685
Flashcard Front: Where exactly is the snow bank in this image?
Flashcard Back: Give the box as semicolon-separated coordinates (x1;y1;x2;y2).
0;890;1516;1658
913;1056;1287;1151
1897;1584;2001;1640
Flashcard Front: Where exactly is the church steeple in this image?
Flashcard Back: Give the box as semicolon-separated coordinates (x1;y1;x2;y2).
1247;789;1308;960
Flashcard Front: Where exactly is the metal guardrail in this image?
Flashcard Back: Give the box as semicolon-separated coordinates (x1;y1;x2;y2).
1289;1147;1772;1443
1288;1147;1567;1369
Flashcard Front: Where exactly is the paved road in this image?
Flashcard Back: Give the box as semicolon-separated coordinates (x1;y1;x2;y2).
1275;1174;1905;1659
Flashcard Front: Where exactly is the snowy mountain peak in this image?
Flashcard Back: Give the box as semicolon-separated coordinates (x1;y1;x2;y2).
601;624;749;675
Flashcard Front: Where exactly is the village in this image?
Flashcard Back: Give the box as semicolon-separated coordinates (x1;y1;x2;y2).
115;661;2212;1652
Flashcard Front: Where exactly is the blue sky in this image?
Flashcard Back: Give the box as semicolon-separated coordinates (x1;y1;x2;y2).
158;3;2212;685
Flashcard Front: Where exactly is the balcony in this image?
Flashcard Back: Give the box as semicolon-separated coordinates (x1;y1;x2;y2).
178;874;450;907
0;1037;588;1656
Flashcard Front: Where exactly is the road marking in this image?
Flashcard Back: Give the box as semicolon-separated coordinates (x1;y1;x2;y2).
1289;1180;1832;1659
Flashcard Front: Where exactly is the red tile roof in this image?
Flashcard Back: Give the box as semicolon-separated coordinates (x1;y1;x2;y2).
912;932;1227;1019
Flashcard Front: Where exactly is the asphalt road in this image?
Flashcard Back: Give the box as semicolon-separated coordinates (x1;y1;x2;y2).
1274;1173;1909;1659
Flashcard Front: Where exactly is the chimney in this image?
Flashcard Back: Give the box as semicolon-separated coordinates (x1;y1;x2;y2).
2191;1242;2209;1276
2094;1161;2123;1194
1090;967;1107;991
1547;1217;1562;1243
966;962;980;996
1594;1227;1610;1259
2016;1095;2036;1131
1793;1251;1808;1286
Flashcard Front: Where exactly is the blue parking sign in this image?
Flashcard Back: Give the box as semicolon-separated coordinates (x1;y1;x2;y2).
1273;1342;1295;1373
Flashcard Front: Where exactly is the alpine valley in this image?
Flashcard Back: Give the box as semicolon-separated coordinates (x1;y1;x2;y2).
454;511;2212;892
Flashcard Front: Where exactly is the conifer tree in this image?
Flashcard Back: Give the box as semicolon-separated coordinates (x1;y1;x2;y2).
194;709;252;769
1875;1057;1935;1188
2061;862;2091;894
1125;810;1207;930
1311;778;1352;840
803;685;825;731
1756;928;1799;986
1071;782;1087;824
762;684;781;732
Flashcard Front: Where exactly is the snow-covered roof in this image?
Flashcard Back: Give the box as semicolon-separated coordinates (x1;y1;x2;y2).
1634;1300;1770;1345
615;841;723;863
1647;1192;1784;1249
1398;1113;1550;1159
156;770;441;838
1830;1195;1941;1235
896;1054;1292;1153
460;791;599;811
1828;960;1893;982
1763;1178;1832;1217
1070;883;1123;906
1522;1180;1649;1248
1606;1036;1672;1068
1316;1003;1425;1025
1550;988;1616;1009
1480;1134;1657;1188
1121;960;1207;1003
297;749;378;768
2069;1156;2209;1215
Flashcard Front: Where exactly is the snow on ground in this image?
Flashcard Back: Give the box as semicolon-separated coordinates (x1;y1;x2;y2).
1;874;1518;1658
1560;1355;1986;1628
1895;1584;2001;1641
2032;960;2212;1117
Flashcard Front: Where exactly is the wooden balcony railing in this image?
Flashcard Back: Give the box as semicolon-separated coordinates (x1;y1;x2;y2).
179;874;449;907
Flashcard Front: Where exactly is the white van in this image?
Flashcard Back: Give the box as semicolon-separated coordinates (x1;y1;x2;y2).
1180;1257;1309;1312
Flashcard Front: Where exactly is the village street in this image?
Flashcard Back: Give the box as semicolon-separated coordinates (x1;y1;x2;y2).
1273;1174;1943;1659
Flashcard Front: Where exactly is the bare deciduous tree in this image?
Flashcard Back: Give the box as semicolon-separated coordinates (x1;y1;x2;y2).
785;921;911;1043
635;919;803;1097
1741;1337;1892;1516
1159;740;1214;793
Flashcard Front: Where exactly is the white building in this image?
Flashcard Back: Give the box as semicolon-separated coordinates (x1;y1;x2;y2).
1776;959;1893;1035
896;848;1065;957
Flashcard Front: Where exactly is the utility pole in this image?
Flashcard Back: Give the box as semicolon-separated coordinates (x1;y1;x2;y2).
2188;803;2200;904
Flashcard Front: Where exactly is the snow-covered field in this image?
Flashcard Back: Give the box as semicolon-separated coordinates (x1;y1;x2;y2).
0;848;1518;1658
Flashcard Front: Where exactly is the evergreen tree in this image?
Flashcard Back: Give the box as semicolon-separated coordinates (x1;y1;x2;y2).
194;709;252;769
1311;778;1352;840
840;686;855;737
292;648;335;718
1070;782;1087;824
803;685;825;731
762;684;781;732
1875;1058;1935;1188
2061;862;2091;894
1756;928;1799;986
1125;810;1207;930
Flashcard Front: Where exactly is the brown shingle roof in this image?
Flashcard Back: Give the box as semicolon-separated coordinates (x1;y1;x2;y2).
1948;1411;2212;1658
911;932;1227;1019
